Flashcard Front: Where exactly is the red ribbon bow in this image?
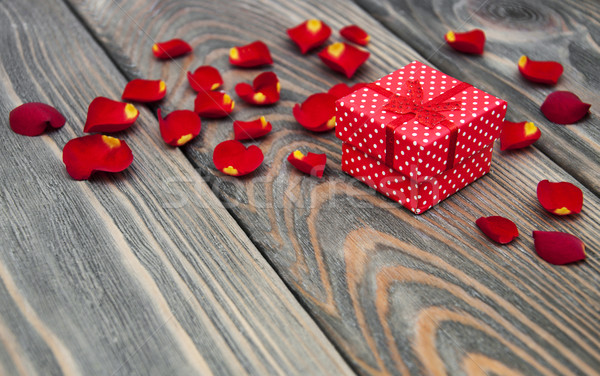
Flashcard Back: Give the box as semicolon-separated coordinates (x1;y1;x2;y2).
367;79;471;169
383;80;463;127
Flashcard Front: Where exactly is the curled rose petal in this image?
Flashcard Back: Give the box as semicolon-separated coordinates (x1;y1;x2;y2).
318;42;370;78
235;71;280;105
541;91;590;124
518;56;563;85
152;39;192;59
9;102;66;136
84;97;139;133
229;41;273;68
233;116;272;141
537;180;583;215
213;140;263;176
475;216;519;244
158;109;201;146
293;93;337;132
340;25;370;46
122;79;166;102
533;231;586;265
444;29;485;55
327;82;367;100
62;134;133;180
187;65;223;92
287;19;331;54
500;121;541;151
194;91;235;118
287;150;326;178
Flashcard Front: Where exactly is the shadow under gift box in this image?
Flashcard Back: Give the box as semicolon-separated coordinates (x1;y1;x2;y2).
336;61;507;214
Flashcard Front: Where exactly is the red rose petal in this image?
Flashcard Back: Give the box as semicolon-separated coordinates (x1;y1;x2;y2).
537;180;583;215
540;91;590;124
84;97;139;133
62;134;133;180
287;19;332;54
235;71;280;106
287;150;326;178
229;41;273;68
293;93;337;132
518;56;563;85
158;109;201;147
152;39;192;59
233;116;272;141
533;231;586;265
194;91;235;118
213;140;263;176
327;82;367;100
318;42;370;78
9;102;66;136
444;29;485;55
187;65;223;92
500;120;541;151
475;216;519;244
122;79;166;102
340;25;370;46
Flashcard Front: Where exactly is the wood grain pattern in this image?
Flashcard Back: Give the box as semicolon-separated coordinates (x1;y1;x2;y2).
353;0;600;195
64;0;600;374
0;0;354;374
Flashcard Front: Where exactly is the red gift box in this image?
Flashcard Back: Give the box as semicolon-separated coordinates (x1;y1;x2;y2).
336;61;507;213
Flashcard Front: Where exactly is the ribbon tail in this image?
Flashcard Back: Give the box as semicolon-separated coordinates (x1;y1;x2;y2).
385;113;415;167
443;119;458;169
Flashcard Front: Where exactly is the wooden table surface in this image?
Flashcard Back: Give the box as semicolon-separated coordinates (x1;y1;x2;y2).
1;0;598;375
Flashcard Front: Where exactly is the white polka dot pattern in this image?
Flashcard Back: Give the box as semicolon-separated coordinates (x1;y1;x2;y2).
336;60;507;179
341;142;493;214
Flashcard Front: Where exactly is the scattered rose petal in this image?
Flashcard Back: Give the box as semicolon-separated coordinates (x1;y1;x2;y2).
500;120;541;150
444;29;485;55
537;180;583;215
229;41;273;68
518;56;563;85
158;109;201;146
327;82;367;100
122;79;166;102
235;71;280;105
233;116;272;140
194;91;235;118
541;91;590;124
293;93;337;132
187;65;223;92
62;134;133;180
287;150;326;178
9;102;66;136
213;140;263;176
340;25;370;46
152;39;192;59
318;42;370;78
287;19;331;54
533;231;586;265
84;97;139;133
475;216;519;244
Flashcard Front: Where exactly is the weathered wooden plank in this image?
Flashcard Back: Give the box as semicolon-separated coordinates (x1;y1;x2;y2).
0;1;354;375
353;0;600;196
67;0;600;375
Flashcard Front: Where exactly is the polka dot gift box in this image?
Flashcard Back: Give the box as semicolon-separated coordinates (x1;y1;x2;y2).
336;60;507;214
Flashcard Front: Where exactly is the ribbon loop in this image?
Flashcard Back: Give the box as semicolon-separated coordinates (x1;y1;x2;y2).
426;100;463;113
415;109;446;127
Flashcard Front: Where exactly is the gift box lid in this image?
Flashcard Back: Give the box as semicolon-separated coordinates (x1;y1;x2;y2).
336;61;507;180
